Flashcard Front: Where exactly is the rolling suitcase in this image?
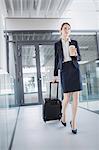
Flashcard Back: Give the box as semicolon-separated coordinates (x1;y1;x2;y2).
43;81;62;122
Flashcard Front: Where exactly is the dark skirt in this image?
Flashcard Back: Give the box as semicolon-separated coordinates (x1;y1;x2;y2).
60;61;82;93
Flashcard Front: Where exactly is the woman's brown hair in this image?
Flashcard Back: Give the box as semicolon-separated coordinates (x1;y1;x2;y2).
61;22;71;30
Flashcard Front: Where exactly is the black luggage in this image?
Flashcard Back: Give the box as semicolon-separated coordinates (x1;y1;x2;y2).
43;81;62;122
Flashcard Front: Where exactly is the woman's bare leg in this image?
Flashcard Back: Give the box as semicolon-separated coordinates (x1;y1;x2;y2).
61;93;70;123
71;91;79;129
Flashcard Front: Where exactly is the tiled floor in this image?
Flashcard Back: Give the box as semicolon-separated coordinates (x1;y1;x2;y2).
12;105;99;150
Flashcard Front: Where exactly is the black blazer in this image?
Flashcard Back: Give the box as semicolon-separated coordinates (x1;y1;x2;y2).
54;39;81;76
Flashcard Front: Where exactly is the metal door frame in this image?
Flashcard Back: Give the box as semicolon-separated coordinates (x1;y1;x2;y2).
16;42;41;105
17;41;54;106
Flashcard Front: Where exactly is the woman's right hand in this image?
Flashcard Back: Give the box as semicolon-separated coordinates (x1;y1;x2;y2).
69;45;77;56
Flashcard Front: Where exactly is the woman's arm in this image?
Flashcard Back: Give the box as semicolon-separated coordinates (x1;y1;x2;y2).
76;41;81;61
54;43;59;76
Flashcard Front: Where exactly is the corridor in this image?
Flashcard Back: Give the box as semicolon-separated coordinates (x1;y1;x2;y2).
11;105;99;150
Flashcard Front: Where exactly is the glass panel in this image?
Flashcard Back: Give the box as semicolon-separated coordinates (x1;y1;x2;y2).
6;75;18;148
22;45;38;104
0;70;19;150
71;34;99;113
79;60;99;113
0;72;8;150
71;34;98;61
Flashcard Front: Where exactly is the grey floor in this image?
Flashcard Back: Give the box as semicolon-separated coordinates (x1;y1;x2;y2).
12;105;99;150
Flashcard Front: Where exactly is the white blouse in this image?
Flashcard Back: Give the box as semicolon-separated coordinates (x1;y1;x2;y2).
61;39;72;62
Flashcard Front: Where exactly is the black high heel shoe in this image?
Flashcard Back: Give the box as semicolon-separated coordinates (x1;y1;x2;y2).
61;120;66;127
72;129;77;134
70;121;77;134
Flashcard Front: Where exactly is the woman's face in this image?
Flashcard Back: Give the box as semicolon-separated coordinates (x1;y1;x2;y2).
61;24;71;38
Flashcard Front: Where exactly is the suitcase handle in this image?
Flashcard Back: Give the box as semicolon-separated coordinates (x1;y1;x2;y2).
49;81;59;99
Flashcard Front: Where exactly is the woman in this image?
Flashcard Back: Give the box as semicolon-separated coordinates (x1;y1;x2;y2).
54;22;82;134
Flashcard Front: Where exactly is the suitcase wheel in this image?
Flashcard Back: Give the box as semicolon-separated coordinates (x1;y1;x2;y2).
59;113;62;120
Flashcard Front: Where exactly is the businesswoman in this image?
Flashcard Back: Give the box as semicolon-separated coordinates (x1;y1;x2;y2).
54;22;82;134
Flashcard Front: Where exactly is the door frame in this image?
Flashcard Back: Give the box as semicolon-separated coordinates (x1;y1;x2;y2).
17;42;43;105
17;41;55;106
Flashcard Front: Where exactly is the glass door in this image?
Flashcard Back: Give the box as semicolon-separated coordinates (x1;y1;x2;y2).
20;44;42;105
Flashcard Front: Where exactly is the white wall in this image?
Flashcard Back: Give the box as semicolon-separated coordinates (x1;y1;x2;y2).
67;0;98;30
5;17;99;31
96;12;99;28
5;18;68;31
0;15;7;71
8;38;15;78
70;12;98;30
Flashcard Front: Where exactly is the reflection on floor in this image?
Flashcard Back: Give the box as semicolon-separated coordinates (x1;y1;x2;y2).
12;105;99;150
79;101;99;112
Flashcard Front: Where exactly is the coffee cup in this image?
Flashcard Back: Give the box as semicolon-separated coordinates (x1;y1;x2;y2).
69;45;77;56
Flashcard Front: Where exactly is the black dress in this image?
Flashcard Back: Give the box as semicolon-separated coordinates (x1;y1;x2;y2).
60;61;82;93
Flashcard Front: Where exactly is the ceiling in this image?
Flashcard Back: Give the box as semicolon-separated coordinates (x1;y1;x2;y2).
1;0;99;19
4;0;73;18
